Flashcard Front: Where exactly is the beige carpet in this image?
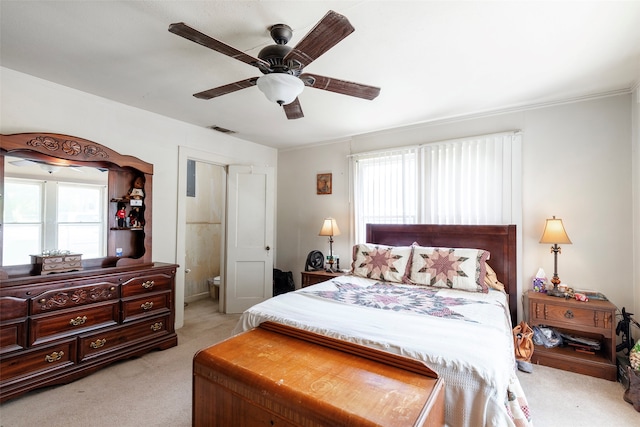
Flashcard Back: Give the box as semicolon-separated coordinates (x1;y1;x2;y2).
0;298;637;426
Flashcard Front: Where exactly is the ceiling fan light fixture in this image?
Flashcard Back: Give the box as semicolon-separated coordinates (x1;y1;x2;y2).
39;164;61;174
256;73;304;106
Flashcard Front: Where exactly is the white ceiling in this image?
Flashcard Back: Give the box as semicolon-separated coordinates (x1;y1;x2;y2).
2;1;639;149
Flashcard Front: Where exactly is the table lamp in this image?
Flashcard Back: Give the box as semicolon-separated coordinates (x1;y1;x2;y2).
539;216;572;297
319;218;341;272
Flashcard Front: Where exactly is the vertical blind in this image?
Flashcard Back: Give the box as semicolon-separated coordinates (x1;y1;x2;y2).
351;132;520;242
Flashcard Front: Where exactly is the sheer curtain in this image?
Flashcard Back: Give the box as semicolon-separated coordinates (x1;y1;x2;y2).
351;147;418;242
351;131;521;242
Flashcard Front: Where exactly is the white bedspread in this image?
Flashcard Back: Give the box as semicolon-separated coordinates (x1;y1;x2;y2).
233;275;531;427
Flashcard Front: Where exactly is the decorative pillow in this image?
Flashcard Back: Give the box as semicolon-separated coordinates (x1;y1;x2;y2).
484;262;506;292
408;245;490;293
351;243;412;283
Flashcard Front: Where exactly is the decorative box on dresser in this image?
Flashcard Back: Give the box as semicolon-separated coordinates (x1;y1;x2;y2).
301;270;345;287
527;291;617;381
0;133;178;402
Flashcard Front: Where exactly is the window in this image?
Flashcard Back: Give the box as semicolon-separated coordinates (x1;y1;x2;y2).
3;179;43;265
3;178;106;265
351;132;521;242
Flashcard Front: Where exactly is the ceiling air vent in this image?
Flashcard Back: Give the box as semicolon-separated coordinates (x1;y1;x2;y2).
209;125;236;134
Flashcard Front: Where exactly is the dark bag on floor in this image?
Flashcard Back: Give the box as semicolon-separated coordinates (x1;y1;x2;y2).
273;269;295;296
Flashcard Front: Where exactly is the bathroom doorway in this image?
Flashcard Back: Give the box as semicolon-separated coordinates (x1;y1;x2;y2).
183;160;225;303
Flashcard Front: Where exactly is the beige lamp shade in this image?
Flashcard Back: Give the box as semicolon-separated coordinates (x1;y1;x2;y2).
539;216;571;244
319;218;341;237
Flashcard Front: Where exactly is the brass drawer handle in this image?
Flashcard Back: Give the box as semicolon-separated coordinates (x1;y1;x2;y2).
564;310;574;319
45;351;64;363
150;322;163;332
90;338;107;349
109;286;116;292
141;301;154;311
69;316;88;326
142;280;155;290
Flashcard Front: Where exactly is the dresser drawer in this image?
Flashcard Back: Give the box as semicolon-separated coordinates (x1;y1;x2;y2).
0;296;28;321
0;297;28;354
531;301;614;334
0;321;27;355
30;302;119;346
121;274;173;297
121;292;171;322
31;282;119;315
0;339;76;382
79;314;171;361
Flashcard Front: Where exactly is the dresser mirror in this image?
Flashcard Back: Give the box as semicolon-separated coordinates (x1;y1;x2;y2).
1;133;154;277
3;155;109;267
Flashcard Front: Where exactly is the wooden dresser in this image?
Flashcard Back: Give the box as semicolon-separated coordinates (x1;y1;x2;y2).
1;133;179;401
527;291;617;380
0;263;178;402
193;322;444;427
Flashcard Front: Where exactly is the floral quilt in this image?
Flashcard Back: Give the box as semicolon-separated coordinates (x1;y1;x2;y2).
309;281;486;322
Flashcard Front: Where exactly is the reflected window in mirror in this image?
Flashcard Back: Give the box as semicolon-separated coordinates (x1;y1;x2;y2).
3;156;108;266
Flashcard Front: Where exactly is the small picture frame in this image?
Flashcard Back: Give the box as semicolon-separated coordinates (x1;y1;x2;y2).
316;173;332;195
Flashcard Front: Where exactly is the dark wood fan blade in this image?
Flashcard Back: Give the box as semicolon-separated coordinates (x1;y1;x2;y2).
283;98;304;119
300;73;380;100
169;22;270;69
283;11;354;68
194;77;259;99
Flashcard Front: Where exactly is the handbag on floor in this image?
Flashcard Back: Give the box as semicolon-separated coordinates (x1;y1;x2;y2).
513;321;534;362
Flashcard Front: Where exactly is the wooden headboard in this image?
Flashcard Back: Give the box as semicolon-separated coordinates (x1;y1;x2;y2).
366;224;517;325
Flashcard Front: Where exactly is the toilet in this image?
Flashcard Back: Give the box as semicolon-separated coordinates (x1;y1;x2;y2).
208;276;220;300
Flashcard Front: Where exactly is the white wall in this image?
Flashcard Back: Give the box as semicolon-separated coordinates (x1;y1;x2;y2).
277;94;635;322
0;67;278;328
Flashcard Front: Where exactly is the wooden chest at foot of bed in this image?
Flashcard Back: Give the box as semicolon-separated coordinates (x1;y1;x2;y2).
193;322;445;427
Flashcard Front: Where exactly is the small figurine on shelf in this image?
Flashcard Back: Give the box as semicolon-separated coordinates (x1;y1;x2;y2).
129;206;143;229
116;204;126;228
125;175;145;201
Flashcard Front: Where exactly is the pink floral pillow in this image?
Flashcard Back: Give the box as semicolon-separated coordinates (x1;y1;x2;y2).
351;244;412;283
408;245;490;293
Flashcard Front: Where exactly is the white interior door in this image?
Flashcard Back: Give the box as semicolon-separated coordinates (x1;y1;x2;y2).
224;165;274;313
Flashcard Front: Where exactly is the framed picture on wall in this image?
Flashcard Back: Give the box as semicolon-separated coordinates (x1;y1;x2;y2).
317;173;332;195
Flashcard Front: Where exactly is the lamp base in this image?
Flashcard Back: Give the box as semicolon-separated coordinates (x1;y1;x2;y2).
547;285;566;298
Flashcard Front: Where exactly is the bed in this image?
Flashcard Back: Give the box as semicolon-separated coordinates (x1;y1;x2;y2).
233;224;531;427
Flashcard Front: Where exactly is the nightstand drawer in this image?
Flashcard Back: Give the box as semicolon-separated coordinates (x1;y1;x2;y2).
531;301;614;335
301;271;345;287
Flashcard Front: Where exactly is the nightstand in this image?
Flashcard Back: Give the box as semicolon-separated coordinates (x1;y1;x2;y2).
527;291;617;381
301;270;345;287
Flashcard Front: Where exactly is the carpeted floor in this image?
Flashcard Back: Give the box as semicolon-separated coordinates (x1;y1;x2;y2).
0;298;637;426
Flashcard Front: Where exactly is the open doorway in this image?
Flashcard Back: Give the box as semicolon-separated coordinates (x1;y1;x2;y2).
175;147;229;328
184;160;225;303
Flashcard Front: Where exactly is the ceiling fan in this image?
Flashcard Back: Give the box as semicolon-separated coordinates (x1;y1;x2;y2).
8;158;85;174
168;10;380;119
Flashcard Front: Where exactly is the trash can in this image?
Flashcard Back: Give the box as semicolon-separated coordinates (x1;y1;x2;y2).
208;276;220;300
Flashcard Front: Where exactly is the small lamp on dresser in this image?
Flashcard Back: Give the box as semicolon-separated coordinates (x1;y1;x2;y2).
319;218;341;272
539;215;572;297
